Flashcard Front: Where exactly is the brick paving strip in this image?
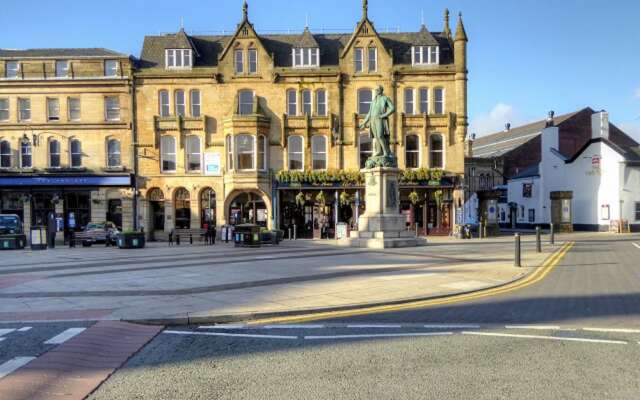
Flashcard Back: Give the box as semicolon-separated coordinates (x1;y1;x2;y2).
0;321;163;400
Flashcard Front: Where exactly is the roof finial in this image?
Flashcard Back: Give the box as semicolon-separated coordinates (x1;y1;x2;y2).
305;13;309;29
455;11;468;42
242;0;248;21
421;9;425;27
362;0;368;20
443;9;451;38
180;16;184;31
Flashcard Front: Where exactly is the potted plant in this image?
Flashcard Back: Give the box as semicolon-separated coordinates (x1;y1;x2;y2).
408;190;420;205
117;230;146;249
295;192;306;208
339;191;351;206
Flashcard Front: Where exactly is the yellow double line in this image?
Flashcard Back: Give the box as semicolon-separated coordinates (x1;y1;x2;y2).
248;241;575;325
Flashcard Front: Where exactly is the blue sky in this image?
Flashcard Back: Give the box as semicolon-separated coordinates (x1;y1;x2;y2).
2;0;639;139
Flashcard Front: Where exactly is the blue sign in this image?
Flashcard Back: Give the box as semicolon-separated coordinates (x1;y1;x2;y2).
0;175;132;187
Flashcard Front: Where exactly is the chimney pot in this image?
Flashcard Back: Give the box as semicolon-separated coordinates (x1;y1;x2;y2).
505;123;511;132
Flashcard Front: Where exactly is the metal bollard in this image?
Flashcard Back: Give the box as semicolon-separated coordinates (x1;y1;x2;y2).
550;223;555;245
176;234;181;246
514;233;521;267
190;233;193;245
293;224;297;240
288;227;292;240
483;223;488;239
478;222;483;239
535;226;541;253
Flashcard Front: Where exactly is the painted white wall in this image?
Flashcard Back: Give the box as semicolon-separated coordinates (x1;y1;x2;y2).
464;192;479;224
507;175;541;224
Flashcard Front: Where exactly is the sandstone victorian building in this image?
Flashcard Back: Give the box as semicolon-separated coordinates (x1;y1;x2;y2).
0;48;135;241
0;0;469;240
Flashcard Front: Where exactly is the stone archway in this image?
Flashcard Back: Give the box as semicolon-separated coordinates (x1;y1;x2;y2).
146;187;165;233
224;189;271;228
173;187;191;229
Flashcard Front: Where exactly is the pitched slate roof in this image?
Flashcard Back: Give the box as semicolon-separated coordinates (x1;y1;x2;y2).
0;48;127;59
138;29;453;69
294;27;320;48
472;110;583;158
566;137;640;164
413;25;440;46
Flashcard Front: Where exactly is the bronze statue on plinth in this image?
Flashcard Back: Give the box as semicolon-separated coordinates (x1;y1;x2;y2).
359;85;397;168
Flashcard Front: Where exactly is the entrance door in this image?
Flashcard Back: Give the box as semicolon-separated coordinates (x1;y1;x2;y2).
107;199;123;229
151;201;165;232
228;192;267;227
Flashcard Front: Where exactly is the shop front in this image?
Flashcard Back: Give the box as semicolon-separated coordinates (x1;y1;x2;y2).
0;174;134;243
399;178;458;236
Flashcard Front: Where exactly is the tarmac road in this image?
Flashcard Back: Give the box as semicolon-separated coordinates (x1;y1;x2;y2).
88;234;640;400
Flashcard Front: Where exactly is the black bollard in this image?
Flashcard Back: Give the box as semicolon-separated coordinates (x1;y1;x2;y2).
288;227;292;240
176;234;181;246
478;222;483;239
550;223;555;245
514;233;521;267
536;226;541;253
190;233;193;245
294;224;297;240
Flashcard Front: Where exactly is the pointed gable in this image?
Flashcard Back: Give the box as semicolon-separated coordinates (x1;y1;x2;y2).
218;1;271;63
294;27;319;48
340;17;390;59
413;25;439;46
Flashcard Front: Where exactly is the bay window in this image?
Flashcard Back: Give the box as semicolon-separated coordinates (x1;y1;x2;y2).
236;134;255;170
174;90;186;117
288;135;304;170
186;136;201;171
161;136;176;172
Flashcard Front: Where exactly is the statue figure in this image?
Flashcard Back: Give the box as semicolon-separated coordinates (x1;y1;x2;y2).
359;85;397;168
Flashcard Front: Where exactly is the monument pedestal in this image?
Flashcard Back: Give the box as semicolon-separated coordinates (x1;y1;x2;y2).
339;167;426;249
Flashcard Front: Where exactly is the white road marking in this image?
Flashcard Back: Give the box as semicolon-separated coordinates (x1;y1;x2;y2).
583;327;640;334
164;330;298;340
462;331;627;345
0;329;15;337
0;357;36;379
198;325;247;330
17;327;32;332
305;332;453;340
441;280;489;291
633;243;640;250
505;325;562;330
347;324;402;329
424;324;481;329
44;327;86;345
263;324;325;329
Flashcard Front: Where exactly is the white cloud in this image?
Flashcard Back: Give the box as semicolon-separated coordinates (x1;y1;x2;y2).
469;103;524;137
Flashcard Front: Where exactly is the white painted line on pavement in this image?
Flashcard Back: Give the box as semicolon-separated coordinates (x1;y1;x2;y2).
583;327;640;334
633;243;640;250
347;324;402;329
462;331;627;345
17;327;32;332
263;324;325;329
44;327;86;345
0;329;15;337
505;325;562;330
424;324;481;329
305;332;453;340
164;330;298;340
0;357;36;379
198;325;247;330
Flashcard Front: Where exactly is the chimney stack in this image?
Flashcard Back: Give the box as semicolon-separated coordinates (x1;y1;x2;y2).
504;123;511;132
591;110;609;140
545;110;555;127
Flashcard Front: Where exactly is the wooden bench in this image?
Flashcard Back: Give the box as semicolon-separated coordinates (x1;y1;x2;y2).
171;229;208;245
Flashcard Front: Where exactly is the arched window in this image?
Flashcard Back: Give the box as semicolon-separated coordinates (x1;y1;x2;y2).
286;89;297;116
235;134;255;170
257;135;267;170
185;136;201;171
107;139;121;167
70;139;82;168
359;133;372;169
49;139;61;168
288;135;304;170
159;90;170;117
190;89;201;117
316;89;327;116
174;89;185;116
200;188;216;228
226;135;234;170
429;134;444;169
0;140;11;168
238;90;254;115
301;89;312;116
404;88;414;115
358;88;373;115
311;135;327;170
20;140;32;168
161;136;176;172
174;188;191;229
434;88;445;114
405;134;419;169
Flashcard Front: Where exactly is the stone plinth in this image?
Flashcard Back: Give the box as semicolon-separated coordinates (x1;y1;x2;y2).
339;167;426;249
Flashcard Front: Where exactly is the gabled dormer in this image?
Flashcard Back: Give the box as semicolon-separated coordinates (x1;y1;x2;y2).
219;1;272;76
164;28;198;69
292;27;320;68
411;25;440;66
341;0;391;74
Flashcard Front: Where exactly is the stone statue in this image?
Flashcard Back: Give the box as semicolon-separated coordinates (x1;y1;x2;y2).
359;85;397;168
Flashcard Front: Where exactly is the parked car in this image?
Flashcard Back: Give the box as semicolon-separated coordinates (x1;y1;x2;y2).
81;222;120;246
0;214;27;250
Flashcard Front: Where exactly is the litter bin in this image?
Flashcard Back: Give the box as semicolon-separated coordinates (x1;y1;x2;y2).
234;224;261;248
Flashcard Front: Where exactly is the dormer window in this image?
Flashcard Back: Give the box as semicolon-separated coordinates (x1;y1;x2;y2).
5;61;19;79
412;46;439;66
55;60;69;78
292;48;319;68
165;49;192;69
